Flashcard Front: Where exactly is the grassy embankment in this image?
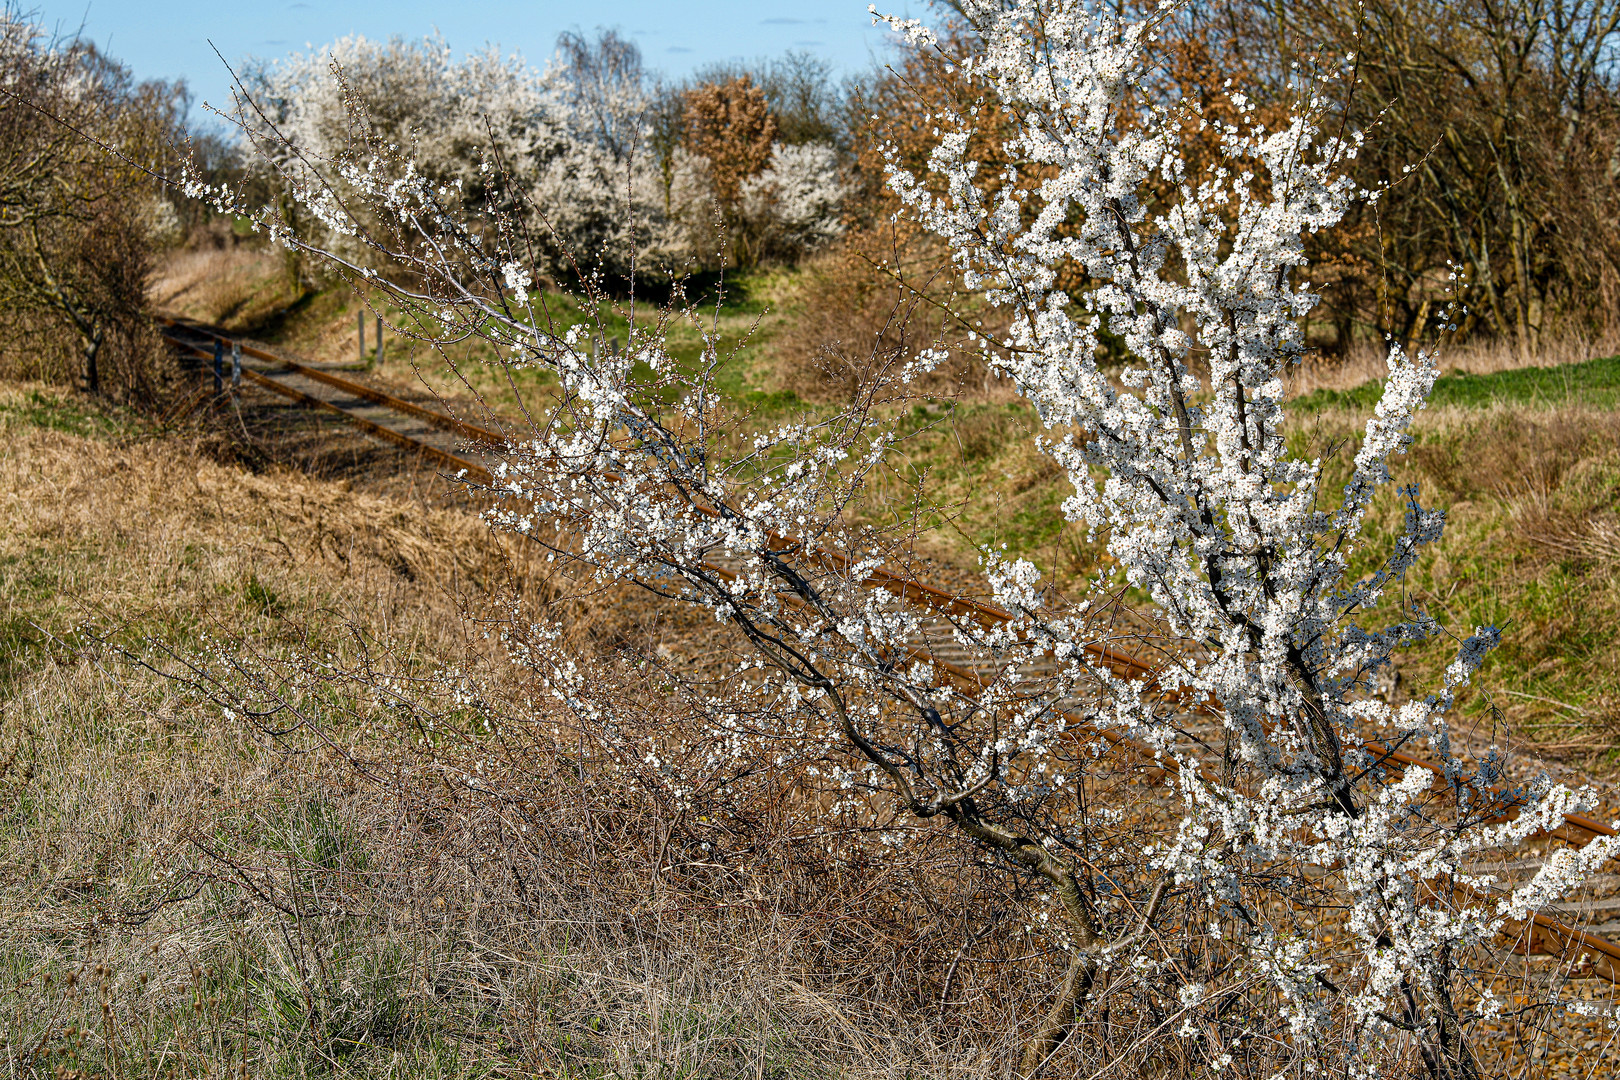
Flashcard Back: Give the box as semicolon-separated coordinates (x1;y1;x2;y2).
850;356;1620;767
1294;359;1620;757
0;388;508;1077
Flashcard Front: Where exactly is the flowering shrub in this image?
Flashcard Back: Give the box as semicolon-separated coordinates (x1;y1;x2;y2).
741;141;847;259
235;36;844;282
236;36;566;267
183;1;1620;1074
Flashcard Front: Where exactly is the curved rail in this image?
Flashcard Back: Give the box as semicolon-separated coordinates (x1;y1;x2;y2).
159;317;1616;840
161;316;1620;981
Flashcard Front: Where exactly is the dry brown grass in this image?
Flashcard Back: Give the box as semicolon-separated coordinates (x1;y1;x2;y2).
0;420;505;629
0;382;1030;1079
152;245;295;331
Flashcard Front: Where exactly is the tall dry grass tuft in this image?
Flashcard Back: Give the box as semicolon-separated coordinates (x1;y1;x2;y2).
1406;406;1620;592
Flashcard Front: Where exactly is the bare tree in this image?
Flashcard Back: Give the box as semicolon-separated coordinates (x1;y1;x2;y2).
551;28;648;164
1228;0;1620;353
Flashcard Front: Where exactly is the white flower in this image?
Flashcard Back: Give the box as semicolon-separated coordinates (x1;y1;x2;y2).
501;260;532;306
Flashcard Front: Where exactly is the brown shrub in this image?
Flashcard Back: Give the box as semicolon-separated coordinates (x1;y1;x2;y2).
684;76;777;213
772;229;1014;404
0;21;183;404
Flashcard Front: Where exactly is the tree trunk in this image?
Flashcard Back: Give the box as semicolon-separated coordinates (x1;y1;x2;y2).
1018;950;1097;1076
82;323;103;395
1425;964;1484;1080
949;810;1107;1075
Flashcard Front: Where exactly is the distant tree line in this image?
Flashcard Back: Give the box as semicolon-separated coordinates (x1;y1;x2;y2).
846;0;1620;361
1152;0;1620;355
4;1;1617;401
173;1;1620;400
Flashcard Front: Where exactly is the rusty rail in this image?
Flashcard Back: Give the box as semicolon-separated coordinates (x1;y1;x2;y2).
159;317;508;448
163;316;1620;982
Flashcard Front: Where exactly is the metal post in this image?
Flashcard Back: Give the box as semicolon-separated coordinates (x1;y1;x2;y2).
212;340;223;393
375;315;384;365
231;341;242;389
358;310;365;363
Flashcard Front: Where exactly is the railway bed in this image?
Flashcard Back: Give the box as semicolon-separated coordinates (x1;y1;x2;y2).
160;316;1620;990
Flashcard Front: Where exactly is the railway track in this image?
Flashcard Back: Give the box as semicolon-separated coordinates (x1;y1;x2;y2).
160;316;1620;986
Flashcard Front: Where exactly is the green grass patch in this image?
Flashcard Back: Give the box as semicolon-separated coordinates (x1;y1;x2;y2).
335;269;796;417
0;388;139;438
244;571;288;618
1295;353;1620;413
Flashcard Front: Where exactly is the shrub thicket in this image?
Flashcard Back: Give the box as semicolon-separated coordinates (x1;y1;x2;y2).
0;18;182;402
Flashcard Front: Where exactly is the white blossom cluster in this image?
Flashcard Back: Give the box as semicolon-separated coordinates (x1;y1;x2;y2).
741;142;849;255
868;0;1620;1069
232;35;846;279
234;36;568;265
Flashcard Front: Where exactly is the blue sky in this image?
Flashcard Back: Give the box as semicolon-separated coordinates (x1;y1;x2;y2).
34;1;917;129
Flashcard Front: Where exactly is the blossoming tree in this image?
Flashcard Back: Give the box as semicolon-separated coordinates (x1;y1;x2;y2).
183;1;1620;1074
235;34;846;284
